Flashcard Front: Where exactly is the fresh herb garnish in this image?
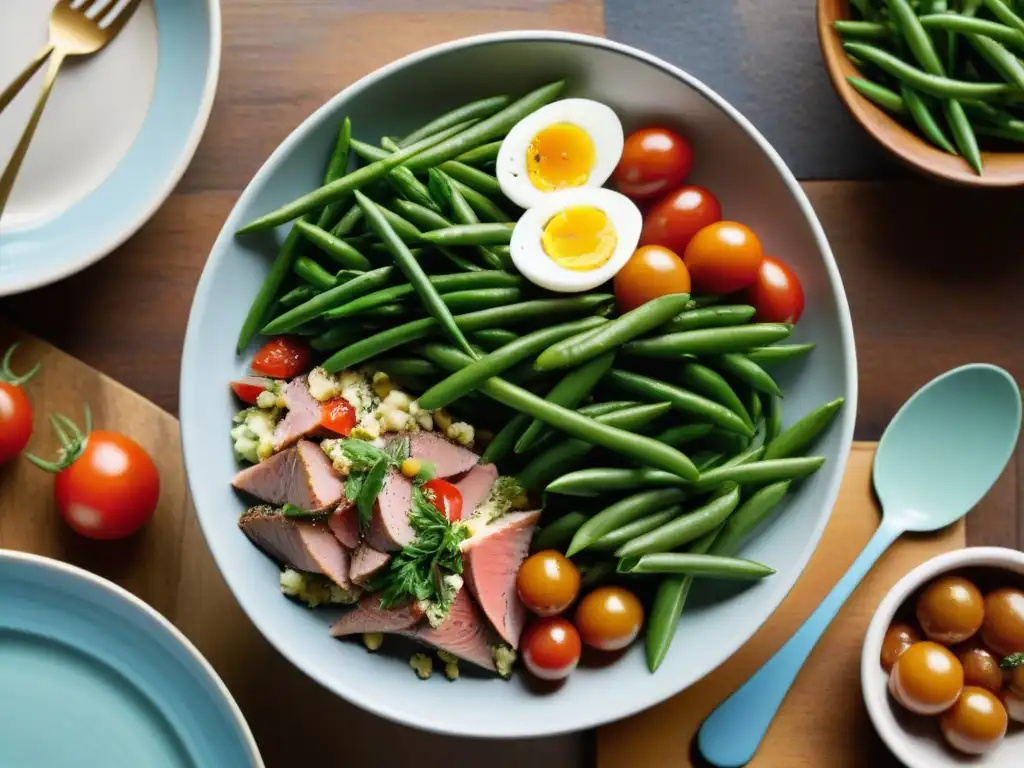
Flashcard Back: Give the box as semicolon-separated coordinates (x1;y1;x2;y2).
336;437;412;529
414;460;437;484
281;503;312;518
1000;652;1024;669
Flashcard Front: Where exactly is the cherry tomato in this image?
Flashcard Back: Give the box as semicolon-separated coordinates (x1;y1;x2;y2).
574;586;644;651
613;127;693;200
230;376;273;406
940;686;1008;755
516;550;581;617
251;337;312;379
982;588;1024;656
422;478;463;522
321;397;356;437
745;256;806;324
889;641;964;715
639;186;722;255
614;245;691;313
959;646;1003;694
1004;664;1024;722
916;575;985;645
521;616;582;680
880;621;920;672
0;344;40;464
682;221;764;295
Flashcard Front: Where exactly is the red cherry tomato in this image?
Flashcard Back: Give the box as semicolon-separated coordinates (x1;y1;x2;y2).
320;397;356;436
683;221;764;294
0;344;40;464
614;245;692;313
251;337;312;379
640;185;722;255
745;256;805;324
230;376;274;406
521;617;582;681
422;478;464;522
613;127;694;200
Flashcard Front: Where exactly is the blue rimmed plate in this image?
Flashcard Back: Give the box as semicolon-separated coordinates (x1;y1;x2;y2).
0;550;262;767
0;0;220;296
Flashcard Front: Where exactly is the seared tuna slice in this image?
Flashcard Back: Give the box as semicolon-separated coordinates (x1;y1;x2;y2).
329;594;423;637
232;439;342;511
239;508;352;588
454;463;498;519
461;510;541;648
328;504;359;549
273;376;324;450
363;470;414;552
409;432;478;479
401;588;497;671
350;544;391;586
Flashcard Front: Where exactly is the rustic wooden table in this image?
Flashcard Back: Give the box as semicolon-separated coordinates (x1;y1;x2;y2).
2;1;1022;766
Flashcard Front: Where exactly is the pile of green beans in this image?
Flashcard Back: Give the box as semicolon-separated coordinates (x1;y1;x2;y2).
835;0;1024;174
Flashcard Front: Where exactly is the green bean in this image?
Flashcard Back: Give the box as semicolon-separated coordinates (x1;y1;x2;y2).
350;139;390;163
389;198;451;231
686;295;721;310
294;220;373;271
886;0;944;73
469;328;518;350
399;95;511;147
388;166;441;212
614;485;741;558
278;285;318;308
404;81;564;172
919;14;1024;49
531;512;590;553
311;324;372;352
659;305;756;334
517;403;672;491
421;223;514;246
374;357;440;381
439;287;523;314
744;343;816;365
652;423;715;448
331;204;364;238
617;552;775;579
943;100;983;174
901;85;958;153
567;489;690;557
606;370;754;436
765;394;783;443
692;451;726;471
711;481;792;557
974;122;1024;140
763;397;845;461
236;229;305;351
849;0;875;18
833;20;892;39
451;178;512;222
624;324;792;358
677;362;753;429
238;121;474;234
746;388;763;426
419;344;699;480
843;42;1018;99
314;117;354;231
524;399;636;452
534;294;693;371
968;33;1024;91
984;0;1024;35
417;316;609;410
374;205;427;245
590;506;683;553
847;77;908;114
481;412;531;464
431;170;507;270
708;353;783;398
696;456;823;492
438;161;502;197
454;140;503;166
293;256;337;290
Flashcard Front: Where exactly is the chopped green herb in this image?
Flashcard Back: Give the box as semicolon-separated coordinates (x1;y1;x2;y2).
414;461;437;484
1000;652;1024;669
357;458;390;528
334;437;410;529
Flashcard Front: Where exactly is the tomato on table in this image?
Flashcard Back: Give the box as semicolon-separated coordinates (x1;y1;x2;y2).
321;397;357;436
745;256;805;324
639;185;722;255
0;344;40;464
251;337;312;379
683;221;764;295
574;586;644;651
614;245;691;313
422;478;464;522
613;127;693;200
521;616;582;680
516;550;581;617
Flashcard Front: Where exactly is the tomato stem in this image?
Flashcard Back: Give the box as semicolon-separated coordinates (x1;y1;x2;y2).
1;343;41;386
25;405;92;474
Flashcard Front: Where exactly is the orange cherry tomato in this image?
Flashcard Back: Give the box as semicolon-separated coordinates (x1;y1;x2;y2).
880;621;921;672
321;397;357;437
916;575;985;645
958;646;1003;694
422;478;463;522
574;586;644;651
251;337;312;379
613;245;691;313
889;641;964;715
940;686;1008;755
1004;664;1024;722
521;616;582;680
613;127;693;200
639;186;722;255
745;256;805;324
982;588;1024;656
516;550;581;617
682;221;764;295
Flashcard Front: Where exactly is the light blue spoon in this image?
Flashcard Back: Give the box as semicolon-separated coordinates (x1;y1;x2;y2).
698;363;1021;767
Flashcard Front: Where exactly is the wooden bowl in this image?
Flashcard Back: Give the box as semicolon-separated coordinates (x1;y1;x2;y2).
818;0;1024;186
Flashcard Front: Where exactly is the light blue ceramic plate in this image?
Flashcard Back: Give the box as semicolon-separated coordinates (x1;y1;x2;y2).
0;0;220;296
0;550;262;767
180;31;857;738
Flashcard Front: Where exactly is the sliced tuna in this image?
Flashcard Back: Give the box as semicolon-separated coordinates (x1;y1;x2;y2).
232;439;342;512
329;594;423;637
350;544;391;586
328;503;359;549
401;588;497;671
363;470;414;552
461;510;542;649
409;432;478;479
239;508;352;588
273;376;324;450
454;463;498;519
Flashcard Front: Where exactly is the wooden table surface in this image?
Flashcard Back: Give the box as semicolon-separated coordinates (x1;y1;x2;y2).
1;1;1022;766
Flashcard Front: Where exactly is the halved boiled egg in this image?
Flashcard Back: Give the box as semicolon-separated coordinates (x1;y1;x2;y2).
497;99;624;209
509;188;642;293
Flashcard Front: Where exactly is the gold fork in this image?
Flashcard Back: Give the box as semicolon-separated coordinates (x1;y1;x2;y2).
0;0;144;217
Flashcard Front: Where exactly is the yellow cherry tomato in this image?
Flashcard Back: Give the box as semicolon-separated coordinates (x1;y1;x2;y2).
889;641;964;715
916;575;984;645
982;588;1024;656
516;550;581;617
940;686;1008;755
880;621;920;672
574;586;644;652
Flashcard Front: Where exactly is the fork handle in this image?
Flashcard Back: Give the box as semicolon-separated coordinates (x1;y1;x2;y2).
0;50;67;219
0;44;55;117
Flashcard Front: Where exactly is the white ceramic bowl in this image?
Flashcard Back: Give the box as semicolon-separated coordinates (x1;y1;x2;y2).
181;31;857;737
863;547;1024;767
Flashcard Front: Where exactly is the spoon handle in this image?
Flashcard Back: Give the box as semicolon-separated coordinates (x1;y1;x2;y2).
697;518;903;767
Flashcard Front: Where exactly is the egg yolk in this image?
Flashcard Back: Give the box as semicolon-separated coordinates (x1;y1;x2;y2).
527;123;596;192
541;206;618;271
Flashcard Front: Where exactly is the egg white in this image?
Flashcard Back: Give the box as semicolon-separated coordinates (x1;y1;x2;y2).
509;188;642;294
496;99;624;210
